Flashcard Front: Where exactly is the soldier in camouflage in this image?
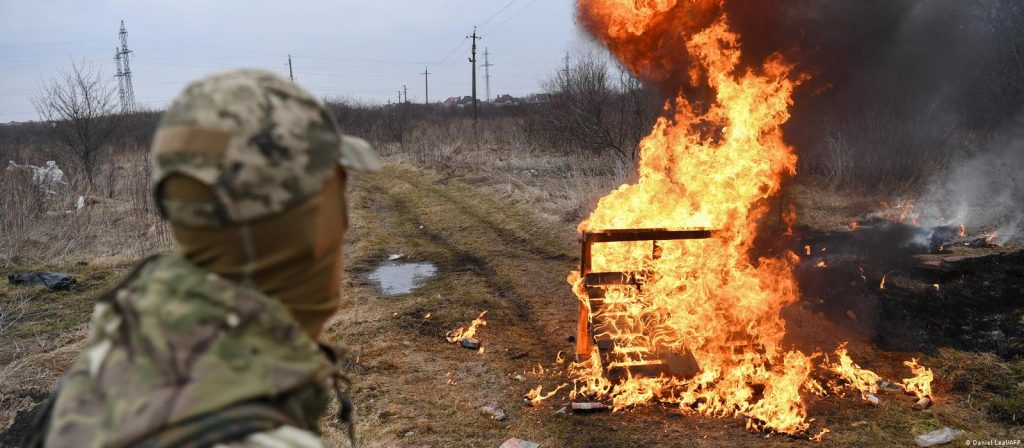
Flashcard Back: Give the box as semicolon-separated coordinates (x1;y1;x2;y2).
33;69;380;448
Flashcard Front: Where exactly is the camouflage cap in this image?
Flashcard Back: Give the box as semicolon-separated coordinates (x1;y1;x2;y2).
151;69;381;227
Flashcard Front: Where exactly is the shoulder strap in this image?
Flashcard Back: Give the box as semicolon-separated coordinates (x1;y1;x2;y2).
133;402;298;448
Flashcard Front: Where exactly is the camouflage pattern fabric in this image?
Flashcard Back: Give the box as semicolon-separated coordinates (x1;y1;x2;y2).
151;69;380;228
43;254;336;448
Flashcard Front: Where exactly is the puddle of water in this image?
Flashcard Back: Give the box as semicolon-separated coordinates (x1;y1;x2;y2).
366;262;438;296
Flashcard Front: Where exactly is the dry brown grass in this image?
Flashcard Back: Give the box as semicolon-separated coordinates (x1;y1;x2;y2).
0;150;173;267
379;118;634;225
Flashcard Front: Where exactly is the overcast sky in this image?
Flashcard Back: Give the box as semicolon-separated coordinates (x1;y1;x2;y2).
0;0;587;123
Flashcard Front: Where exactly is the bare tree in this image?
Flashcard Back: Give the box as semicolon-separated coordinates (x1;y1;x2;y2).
32;61;120;188
542;52;659;160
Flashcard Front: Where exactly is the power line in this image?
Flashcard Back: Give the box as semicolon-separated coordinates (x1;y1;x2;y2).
435;37;468;65
481;0;540;37
478;0;519;28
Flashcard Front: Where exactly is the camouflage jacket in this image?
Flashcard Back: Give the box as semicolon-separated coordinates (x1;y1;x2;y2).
41;254;336;448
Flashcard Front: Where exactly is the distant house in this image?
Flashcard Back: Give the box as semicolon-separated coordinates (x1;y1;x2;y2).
522;93;551;104
443;96;476;108
492;94;520;107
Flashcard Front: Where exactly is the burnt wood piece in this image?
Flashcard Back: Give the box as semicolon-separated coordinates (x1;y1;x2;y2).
585;272;633;286
584;228;715;243
580;228;714;274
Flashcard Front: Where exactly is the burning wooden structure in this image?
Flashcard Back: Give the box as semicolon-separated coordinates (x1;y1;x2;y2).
575;228;713;379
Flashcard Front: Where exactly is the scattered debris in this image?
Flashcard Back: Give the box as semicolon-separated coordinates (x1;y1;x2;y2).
877;381;903;393
914;427;963;447
499;438;540;448
508;351;529;360
851;420;868;427
570;402;606;413
863;393;880;405
8;271;76;290
479;405;507;421
513;374;526;382
913;396;933;410
387;253;406;261
461;338;480;349
553;405;569;414
7;160;66;196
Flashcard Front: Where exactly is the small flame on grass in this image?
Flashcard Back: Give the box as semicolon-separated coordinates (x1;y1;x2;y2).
901;358;933;400
958;224;966;237
815;260;827;268
828;344;881;399
805;377;828;397
809;429;831;442
932;284;940;293
424;313;431;319
879;275;887;290
858;267;867;282
849;221;860;231
526;383;568;405
805;245;811;256
783;204;797;236
445;311;488;343
479;346;485;355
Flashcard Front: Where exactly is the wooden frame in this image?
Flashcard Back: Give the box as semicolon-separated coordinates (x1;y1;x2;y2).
575;228;714;357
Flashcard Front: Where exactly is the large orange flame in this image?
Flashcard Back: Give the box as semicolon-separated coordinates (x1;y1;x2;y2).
568;0;812;434
566;1;934;437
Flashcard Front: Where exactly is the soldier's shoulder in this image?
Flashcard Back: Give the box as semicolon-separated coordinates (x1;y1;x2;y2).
212;426;324;448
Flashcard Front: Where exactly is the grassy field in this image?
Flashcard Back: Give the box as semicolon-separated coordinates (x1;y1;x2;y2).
1;159;1021;447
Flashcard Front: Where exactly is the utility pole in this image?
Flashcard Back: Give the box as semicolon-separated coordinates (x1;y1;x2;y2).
115;20;136;113
422;67;431;104
397;90;401;105
562;52;571;76
483;47;493;102
467;27;481;121
288;54;294;82
403;85;408;104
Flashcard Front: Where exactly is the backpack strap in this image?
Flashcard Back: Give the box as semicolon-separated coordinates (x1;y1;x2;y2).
133;402;298;448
